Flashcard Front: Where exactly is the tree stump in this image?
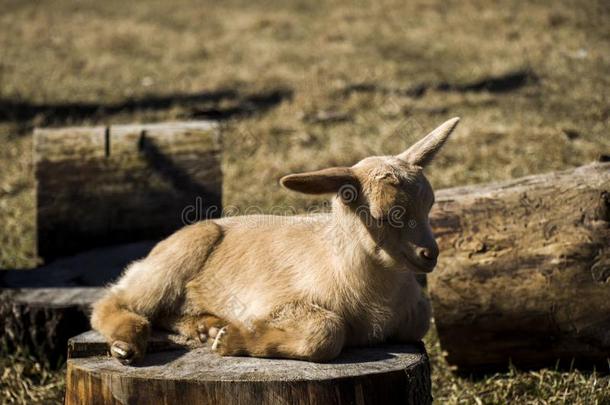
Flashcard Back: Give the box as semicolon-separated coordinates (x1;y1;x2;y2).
0;242;155;365
65;331;432;405
34;121;221;261
428;162;610;373
0;288;103;366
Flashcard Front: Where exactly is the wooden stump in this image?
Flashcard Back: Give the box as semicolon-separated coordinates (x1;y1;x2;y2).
0;242;154;364
34;121;221;261
428;162;610;372
0;288;103;365
65;331;432;405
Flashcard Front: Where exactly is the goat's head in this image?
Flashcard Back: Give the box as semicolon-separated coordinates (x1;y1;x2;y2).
280;117;460;273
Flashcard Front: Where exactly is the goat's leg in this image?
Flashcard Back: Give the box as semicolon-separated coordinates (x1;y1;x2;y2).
172;313;227;344
213;302;346;362
391;294;431;343
90;222;223;364
90;292;150;365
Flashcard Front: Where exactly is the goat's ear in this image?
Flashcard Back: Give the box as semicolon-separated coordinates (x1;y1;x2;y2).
280;167;358;195
397;117;460;167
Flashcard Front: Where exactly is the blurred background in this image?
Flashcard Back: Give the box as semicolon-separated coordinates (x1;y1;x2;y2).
0;0;608;403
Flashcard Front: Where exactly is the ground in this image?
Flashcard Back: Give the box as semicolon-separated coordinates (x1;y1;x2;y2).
0;0;608;403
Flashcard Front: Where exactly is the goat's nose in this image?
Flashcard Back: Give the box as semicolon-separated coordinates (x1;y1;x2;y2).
418;246;438;262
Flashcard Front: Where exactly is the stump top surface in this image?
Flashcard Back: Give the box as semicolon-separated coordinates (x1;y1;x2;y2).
68;331;427;383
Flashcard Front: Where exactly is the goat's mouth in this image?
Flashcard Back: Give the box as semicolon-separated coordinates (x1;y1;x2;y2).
402;253;437;273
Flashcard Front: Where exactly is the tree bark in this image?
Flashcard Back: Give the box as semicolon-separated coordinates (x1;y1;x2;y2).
0;242;155;365
65;331;432;405
428;162;610;373
35;121;222;261
0;288;103;366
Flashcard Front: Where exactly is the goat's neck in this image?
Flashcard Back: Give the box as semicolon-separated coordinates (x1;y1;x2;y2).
322;197;414;314
326;197;388;275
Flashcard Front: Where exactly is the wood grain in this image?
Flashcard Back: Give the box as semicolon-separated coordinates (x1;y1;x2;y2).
34;121;222;261
0;242;154;364
65;331;432;405
0;288;103;365
429;162;610;372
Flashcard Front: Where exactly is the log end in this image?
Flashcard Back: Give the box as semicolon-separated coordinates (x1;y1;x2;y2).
66;331;432;405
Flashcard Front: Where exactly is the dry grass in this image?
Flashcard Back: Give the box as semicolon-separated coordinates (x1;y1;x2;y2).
0;354;64;405
426;325;610;404
0;0;609;403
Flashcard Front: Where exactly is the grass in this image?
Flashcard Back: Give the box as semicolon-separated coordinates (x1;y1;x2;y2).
0;354;64;404
426;324;610;404
0;0;608;403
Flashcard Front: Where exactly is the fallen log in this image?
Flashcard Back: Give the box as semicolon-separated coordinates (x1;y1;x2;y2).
35;121;222;261
0;242;153;365
0;288;104;366
65;332;432;405
429;162;610;373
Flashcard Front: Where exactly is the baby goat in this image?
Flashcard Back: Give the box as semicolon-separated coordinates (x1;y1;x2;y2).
91;117;460;364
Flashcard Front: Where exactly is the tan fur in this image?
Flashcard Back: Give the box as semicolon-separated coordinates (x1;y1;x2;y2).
91;118;460;364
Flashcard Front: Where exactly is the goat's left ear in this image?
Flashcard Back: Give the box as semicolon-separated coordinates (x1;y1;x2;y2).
397;117;460;167
280;167;358;195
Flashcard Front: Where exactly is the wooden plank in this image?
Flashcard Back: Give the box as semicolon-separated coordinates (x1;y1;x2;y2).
66;331;432;405
35;121;222;261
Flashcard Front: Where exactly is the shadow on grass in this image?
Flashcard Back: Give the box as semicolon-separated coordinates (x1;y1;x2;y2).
437;69;537;93
0;86;293;134
340;68;537;98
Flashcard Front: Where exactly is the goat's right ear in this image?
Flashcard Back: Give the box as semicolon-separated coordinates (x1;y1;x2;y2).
280;167;358;195
397;117;460;167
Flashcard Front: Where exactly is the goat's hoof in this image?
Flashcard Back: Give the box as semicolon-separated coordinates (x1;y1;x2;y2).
210;325;247;356
196;324;207;342
110;340;136;365
211;326;228;351
197;323;222;343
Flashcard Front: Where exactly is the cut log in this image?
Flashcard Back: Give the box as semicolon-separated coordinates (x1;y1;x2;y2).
0;288;104;366
65;331;432;405
0;241;154;288
35;121;222;261
0;242;154;365
428;162;610;373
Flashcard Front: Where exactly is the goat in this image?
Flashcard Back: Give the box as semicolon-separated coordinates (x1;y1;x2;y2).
91;117;460;364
